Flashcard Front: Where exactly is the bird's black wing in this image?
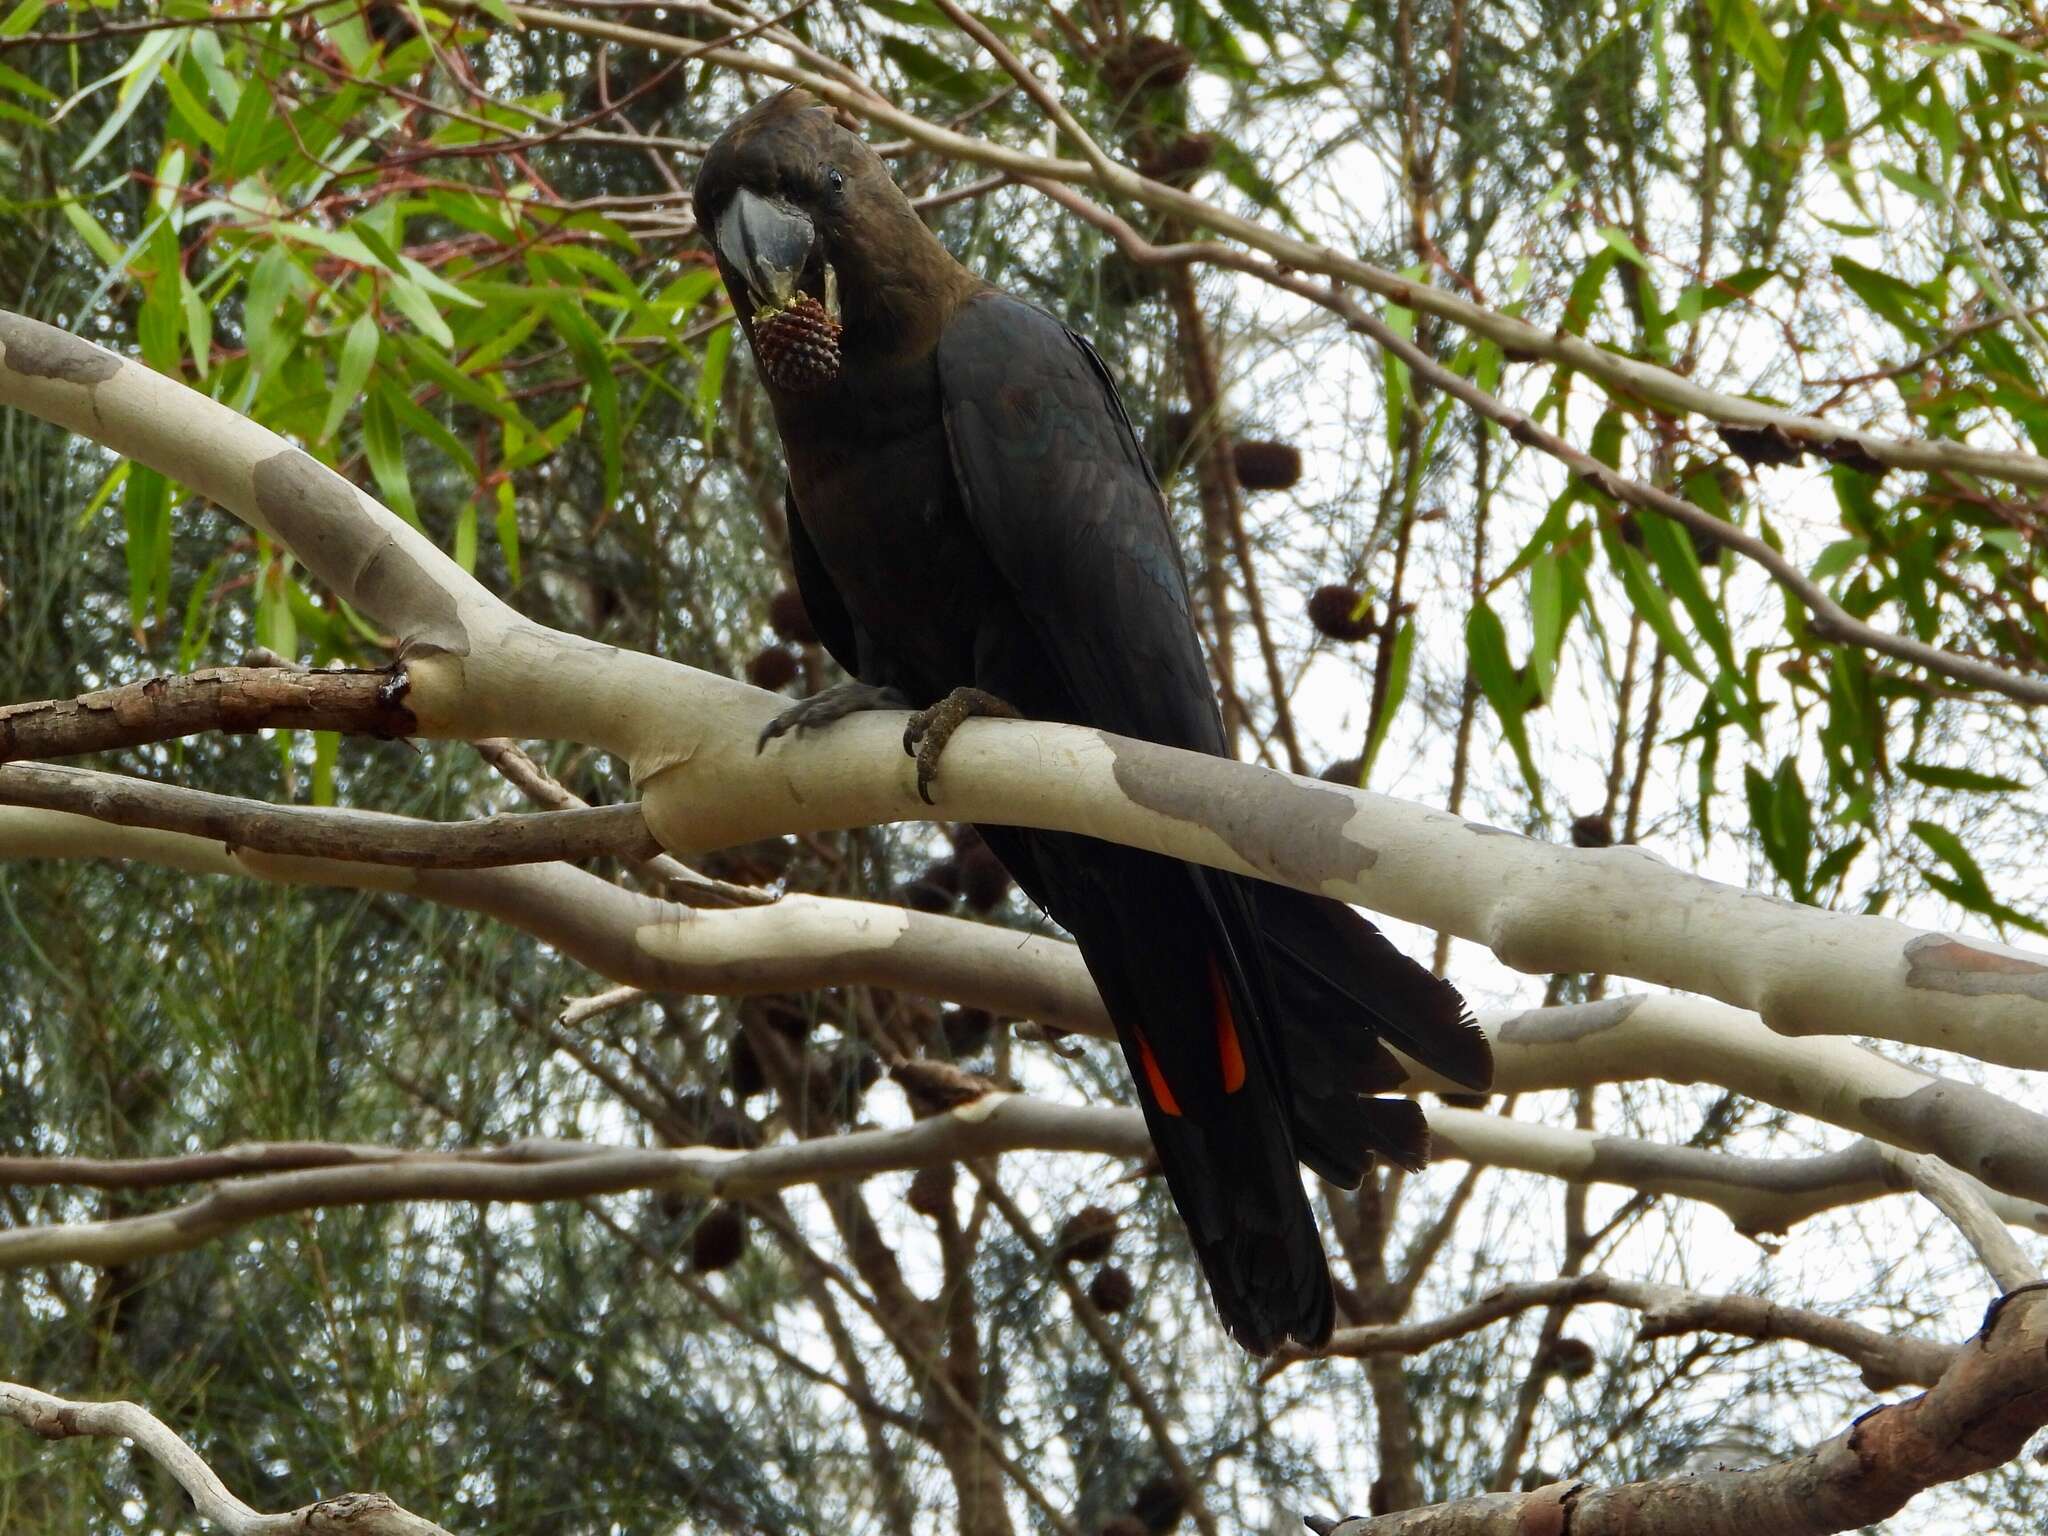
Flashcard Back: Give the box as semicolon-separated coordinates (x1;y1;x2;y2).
936;294;1489;1350
784;487;861;676
936;294;1223;750
938;292;1334;1351
935;291;1265;1121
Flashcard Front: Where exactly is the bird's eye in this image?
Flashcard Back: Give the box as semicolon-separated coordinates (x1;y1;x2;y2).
823;165;845;196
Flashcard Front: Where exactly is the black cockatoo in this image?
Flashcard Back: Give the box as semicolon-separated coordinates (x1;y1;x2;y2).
693;89;1491;1354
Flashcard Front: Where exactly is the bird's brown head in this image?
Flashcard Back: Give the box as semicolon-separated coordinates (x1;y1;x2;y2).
693;88;972;391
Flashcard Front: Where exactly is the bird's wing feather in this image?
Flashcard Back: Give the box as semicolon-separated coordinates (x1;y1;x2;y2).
939;292;1336;1352
936;292;1224;753
784;487;862;676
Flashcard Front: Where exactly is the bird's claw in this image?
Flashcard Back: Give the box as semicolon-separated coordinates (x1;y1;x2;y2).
900;687;1020;805
756;683;908;754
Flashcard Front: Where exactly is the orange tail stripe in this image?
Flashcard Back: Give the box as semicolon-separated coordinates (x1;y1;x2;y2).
1208;958;1247;1093
1134;1029;1183;1116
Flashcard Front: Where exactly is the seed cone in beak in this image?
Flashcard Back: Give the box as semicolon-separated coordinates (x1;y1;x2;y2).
753;292;843;392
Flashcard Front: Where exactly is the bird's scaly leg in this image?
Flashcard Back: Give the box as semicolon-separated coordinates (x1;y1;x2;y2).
901;687;1020;805
757;682;910;752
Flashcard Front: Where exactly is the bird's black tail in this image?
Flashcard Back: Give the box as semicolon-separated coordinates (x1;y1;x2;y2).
1070;861;1336;1356
979;824;1334;1353
975;827;1488;1354
1250;882;1491;1188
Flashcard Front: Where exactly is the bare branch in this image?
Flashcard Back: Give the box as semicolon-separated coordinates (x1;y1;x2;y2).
0;1097;1150;1271
1273;1273;1958;1392
0;1139;473;1191
9;1106;2041;1282
1303;1288;2048;1535
1886;1149;2044;1293
0;666;416;763
0;761;659;868
1426;1113;2048;1240
0;1381;455;1536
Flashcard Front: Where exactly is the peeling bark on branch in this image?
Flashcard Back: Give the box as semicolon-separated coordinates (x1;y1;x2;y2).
1308;1289;2048;1535
0;665;415;762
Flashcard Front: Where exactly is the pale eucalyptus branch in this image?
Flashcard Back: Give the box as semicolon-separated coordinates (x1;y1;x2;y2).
0;1381;455;1536
7;1107;2041;1273
0;760;658;867
0;1097;1149;1271
1270;1272;1958;1392
5;309;2047;1070
5;798;2048;1215
1886;1149;2043;1293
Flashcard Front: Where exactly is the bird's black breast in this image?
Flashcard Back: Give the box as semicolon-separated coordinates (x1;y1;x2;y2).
771;355;1014;703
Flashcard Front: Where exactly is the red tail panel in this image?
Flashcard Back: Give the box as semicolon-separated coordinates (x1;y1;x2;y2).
1207;956;1247;1093
1133;1027;1184;1116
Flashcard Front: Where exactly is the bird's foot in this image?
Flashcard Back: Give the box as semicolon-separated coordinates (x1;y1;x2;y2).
901;687;1020;805
757;682;910;753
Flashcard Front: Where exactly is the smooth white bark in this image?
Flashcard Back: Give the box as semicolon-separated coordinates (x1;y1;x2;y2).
0;1382;454;1535
4;311;2047;1070
5;804;2047;1215
4;1100;2037;1273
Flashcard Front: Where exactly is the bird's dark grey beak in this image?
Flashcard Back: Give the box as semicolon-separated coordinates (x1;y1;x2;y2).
715;188;817;312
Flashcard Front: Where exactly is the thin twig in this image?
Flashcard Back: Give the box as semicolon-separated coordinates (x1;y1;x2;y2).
556;984;650;1030
1024;182;2048;710
1270;1272;1956;1391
